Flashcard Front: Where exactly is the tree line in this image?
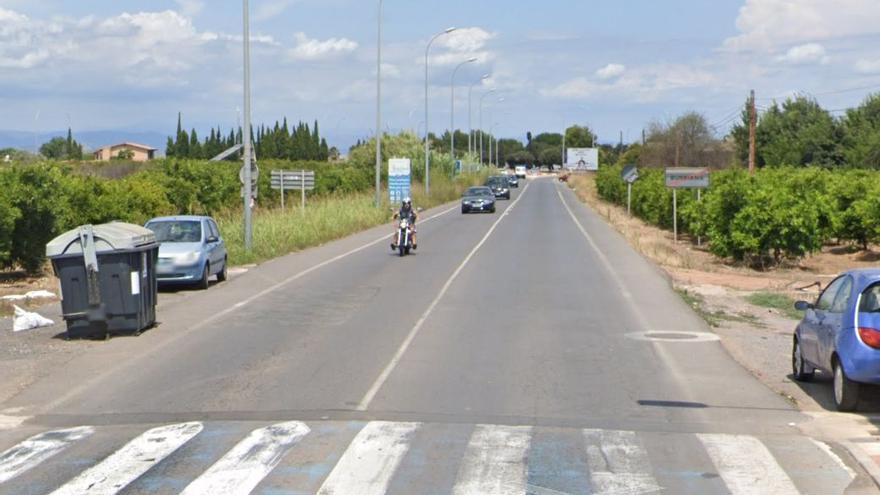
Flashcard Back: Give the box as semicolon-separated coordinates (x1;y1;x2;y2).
166;114;332;161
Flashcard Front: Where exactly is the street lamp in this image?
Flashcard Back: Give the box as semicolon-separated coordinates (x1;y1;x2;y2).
242;0;253;250
374;0;383;207
478;90;498;165
450;57;477;162
490;122;500;167
468;74;490;155
424;27;456;195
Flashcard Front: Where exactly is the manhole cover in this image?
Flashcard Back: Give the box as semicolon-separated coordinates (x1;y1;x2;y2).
626;331;721;343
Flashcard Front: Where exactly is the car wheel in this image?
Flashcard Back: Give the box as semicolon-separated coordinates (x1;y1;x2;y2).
461;207;468;214
217;258;228;282
198;263;210;290
791;338;814;381
490;206;496;213
833;359;860;412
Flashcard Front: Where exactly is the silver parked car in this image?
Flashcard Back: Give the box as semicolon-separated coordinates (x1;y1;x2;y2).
144;215;228;289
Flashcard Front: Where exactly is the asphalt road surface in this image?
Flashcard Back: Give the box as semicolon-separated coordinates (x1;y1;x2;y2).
0;177;865;494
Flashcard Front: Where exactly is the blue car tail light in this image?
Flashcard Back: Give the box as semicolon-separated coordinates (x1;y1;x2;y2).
858;326;880;349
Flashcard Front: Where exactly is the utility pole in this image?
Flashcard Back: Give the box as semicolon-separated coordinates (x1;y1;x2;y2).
748;89;757;176
641;129;646;146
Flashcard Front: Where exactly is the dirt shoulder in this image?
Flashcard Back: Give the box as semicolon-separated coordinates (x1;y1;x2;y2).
565;173;880;414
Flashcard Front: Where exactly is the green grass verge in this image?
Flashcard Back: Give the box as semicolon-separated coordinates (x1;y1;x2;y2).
745;292;804;320
676;288;763;328
217;171;491;266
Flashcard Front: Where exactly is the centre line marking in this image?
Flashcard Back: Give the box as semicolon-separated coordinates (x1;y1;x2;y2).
36;204;459;414
357;181;532;411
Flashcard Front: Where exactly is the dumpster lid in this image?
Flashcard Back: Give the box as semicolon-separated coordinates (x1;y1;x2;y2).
46;222;157;257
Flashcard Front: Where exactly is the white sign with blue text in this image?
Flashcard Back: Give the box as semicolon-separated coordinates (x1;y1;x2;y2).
388;158;412;204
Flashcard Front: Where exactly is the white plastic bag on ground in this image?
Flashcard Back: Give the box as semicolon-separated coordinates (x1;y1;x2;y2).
25;290;56;300
12;305;54;332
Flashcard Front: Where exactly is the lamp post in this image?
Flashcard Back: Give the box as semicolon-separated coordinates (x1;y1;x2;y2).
242;0;253;250
468;74;490;155
478;89;496;165
424;27;456;195
374;0;383;207
450;57;477;162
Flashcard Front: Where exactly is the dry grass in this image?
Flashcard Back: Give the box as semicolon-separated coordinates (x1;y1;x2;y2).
566;173;877;293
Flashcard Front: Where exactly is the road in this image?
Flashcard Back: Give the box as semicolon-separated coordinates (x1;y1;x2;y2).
0;176;866;494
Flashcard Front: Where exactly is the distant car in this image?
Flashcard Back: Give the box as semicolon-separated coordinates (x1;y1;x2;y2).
485;176;511;199
515;165;527;179
461;187;496;214
145;215;228;290
506;174;519;188
793;268;880;411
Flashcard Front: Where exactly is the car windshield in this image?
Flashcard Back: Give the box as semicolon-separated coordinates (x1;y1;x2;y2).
146;220;202;243
466;187;492;197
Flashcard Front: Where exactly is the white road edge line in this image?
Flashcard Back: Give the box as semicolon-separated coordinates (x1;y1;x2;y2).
0;426;94;484
316;421;419;495
356;182;532;411
50;422;203;495
554;183;706;406
453;424;531;495
181;421;310;495
37;204;459;414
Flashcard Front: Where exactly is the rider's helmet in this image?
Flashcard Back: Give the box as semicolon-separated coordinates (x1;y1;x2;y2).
402;197;412;209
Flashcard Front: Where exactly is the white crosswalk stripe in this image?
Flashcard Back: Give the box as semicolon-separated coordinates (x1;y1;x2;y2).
453;424;531;495
49;422;203;495
0;426;93;484
316;421;419;495
697;433;800;495
0;420;859;495
180;421;310;495
583;428;663;495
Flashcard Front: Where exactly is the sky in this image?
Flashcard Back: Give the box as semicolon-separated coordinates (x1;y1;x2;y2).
1;0;880;150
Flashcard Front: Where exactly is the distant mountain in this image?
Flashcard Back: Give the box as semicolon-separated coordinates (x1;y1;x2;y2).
0;129;168;154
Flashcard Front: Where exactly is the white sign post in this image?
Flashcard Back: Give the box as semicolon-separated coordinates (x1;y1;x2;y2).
665;167;710;242
566;148;599;171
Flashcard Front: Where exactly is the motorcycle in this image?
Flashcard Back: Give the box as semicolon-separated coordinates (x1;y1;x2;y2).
394;217;414;256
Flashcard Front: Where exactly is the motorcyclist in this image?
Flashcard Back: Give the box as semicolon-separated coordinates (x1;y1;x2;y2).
391;197;418;250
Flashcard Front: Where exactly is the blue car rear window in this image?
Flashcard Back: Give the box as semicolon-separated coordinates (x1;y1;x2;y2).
860;284;880;313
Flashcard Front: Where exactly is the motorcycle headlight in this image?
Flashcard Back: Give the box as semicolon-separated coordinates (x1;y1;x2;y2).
400;220;408;228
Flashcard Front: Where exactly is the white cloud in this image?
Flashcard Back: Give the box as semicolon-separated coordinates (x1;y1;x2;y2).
596;63;625;80
174;0;204;17
776;43;829;65
437;27;495;52
542;65;716;101
724;0;880;51
856;58;880;74
289;32;358;60
254;0;297;22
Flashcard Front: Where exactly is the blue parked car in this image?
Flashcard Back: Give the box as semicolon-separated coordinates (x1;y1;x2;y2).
793;268;880;411
145;216;228;290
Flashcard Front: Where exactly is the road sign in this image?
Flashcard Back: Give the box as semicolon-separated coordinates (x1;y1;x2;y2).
239;163;259;184
271;170;315;211
665;167;710;242
388;158;412;204
566;148;599;171
621;164;639;184
665;167;709;189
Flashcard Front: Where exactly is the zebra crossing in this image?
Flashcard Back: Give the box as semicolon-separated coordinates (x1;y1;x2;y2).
0;419;857;494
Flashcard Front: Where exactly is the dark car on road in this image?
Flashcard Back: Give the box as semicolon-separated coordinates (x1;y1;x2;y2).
485;176;511;200
461;186;496;214
506;174;519;188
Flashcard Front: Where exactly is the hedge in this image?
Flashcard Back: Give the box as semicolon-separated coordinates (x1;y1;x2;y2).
0;159;376;274
596;164;880;267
